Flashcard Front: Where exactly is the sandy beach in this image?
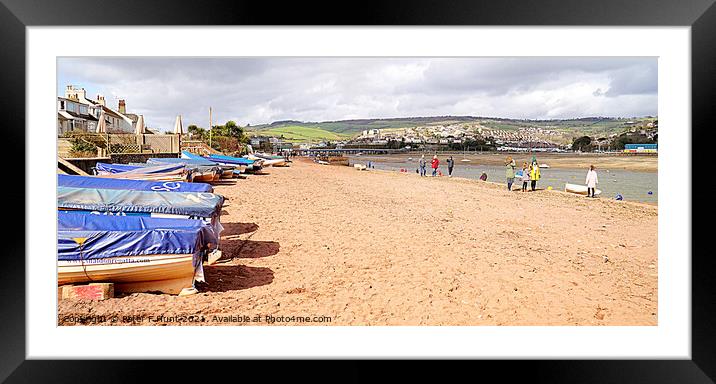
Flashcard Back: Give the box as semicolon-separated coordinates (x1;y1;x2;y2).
58;159;658;326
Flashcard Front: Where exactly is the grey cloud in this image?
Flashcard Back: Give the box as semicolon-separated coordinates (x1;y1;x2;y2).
58;57;657;131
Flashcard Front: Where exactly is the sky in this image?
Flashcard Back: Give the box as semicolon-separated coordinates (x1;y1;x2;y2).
57;57;657;132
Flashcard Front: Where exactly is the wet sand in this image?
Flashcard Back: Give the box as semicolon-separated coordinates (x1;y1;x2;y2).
58;159;658;326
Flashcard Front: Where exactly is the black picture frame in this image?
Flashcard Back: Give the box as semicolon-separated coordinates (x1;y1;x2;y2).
2;0;713;381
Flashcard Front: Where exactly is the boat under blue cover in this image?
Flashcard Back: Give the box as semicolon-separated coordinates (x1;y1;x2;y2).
58;212;218;261
204;153;255;166
95;162;187;175
57;186;224;218
58;174;213;193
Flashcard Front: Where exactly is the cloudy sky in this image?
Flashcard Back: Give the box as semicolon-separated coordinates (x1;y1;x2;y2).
57;57;657;132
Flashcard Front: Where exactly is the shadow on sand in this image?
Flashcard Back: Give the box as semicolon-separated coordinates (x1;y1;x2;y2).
211;180;239;186
222;222;260;236
220;239;280;259
200;265;274;292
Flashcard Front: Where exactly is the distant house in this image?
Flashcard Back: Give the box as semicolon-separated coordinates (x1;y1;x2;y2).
250;136;270;146
361;129;381;138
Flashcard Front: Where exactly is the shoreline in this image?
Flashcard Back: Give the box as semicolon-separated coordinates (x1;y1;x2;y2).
357;165;658;207
351;152;658;173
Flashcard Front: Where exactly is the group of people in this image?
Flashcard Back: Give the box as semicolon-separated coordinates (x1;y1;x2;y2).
417;154;599;198
418;155;455;177
505;157;541;192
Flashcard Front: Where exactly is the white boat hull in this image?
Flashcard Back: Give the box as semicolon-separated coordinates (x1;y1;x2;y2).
58;254;198;294
565;183;601;196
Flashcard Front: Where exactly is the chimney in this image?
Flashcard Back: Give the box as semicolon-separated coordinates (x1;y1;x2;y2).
118;99;126;114
97;94;106;106
65;85;85;101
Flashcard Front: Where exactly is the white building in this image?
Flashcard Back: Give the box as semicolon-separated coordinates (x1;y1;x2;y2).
361;129;381;138
60;85;135;134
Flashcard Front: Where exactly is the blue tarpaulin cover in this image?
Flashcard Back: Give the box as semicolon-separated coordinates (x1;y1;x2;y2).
57;187;224;218
58;174;213;193
148;157;219;167
58;212;216;261
205;153;255;166
181;151;206;161
95;163;140;173
95;162;187;174
145;157;228;174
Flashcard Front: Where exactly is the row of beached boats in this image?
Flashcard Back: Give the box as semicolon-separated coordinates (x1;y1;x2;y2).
57;151;290;295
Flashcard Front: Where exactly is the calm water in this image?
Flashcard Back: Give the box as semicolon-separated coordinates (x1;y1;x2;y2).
348;156;658;203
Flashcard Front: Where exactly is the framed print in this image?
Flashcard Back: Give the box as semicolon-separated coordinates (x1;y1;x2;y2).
3;0;714;381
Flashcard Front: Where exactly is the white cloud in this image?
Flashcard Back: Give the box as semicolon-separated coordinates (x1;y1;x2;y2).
57;57;657;131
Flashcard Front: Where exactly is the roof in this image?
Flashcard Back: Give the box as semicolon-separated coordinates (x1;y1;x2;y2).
100;106;123;119
63;110;98;121
58;111;74;120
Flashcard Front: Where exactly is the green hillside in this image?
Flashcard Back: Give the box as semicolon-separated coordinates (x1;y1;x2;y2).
250;125;351;142
250;116;477;136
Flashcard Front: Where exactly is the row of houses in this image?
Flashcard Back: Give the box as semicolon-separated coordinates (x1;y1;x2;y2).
57;85;149;135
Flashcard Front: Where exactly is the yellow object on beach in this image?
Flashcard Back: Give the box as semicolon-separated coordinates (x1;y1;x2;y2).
547;186;553;190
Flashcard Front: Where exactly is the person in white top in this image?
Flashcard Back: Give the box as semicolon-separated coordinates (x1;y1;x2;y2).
585;165;599;198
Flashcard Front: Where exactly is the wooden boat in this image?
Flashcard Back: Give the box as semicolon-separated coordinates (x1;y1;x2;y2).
192;172;216;183
58;213;217;294
58;254;195;294
565;183;602;196
95;162;189;182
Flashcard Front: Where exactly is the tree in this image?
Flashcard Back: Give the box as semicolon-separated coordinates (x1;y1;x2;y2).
224;120;244;138
187;124;206;140
611;133;655;150
572;136;592;152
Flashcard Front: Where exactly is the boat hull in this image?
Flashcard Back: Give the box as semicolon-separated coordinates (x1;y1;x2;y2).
565;183;602;196
58;254;196;294
192;173;215;183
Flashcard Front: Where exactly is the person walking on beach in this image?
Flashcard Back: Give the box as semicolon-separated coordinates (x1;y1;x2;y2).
418;155;427;177
447;156;455;177
529;161;540;191
505;156;516;191
585;165;599;198
431;155;440;177
521;162;530;192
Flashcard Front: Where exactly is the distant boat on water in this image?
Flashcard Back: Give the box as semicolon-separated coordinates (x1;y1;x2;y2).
540;164;550;168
